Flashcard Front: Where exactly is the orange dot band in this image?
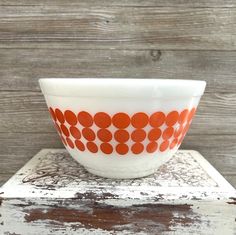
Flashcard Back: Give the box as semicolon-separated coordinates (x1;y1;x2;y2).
50;107;196;155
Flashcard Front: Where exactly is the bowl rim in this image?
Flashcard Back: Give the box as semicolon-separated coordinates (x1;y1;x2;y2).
39;78;206;98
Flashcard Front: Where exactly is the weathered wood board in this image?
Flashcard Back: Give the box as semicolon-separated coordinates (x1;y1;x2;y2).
1;198;236;235
1;50;236;93
0;149;235;234
0;6;235;50
0;0;235;7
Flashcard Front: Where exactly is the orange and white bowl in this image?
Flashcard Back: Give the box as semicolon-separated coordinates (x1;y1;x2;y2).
39;78;206;179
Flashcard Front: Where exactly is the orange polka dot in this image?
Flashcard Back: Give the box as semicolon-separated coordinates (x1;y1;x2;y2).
114;130;129;143
162;127;174;140
116;144;129;155
112;113;130;129
70;126;81;139
150;112;165;127
94;112;111;128
148;128;162;141
166;111;179;126
178;109;189;124
131;112;149;128
97;129;112;142
66;137;74;148
61;135;67;146
64;110;77;126
78;111;93;127
75;139;85;151
61;124;69;137
49;107;56;121
187;108;196;123
87;142;98;153
131;143;144;154
146;142;158;153
55;108;65;123
174;125;183;138
100;143;113;154
131;129;146;142
160;140;169;152
55;123;61;134
82;128;95;141
170;138;178;149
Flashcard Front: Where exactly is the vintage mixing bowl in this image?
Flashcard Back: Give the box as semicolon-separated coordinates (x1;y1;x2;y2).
39;78;206;179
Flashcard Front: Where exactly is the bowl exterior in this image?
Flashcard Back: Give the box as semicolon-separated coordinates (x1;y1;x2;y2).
43;94;201;178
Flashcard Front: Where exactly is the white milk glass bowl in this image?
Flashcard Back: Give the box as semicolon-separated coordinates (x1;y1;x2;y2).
39;78;206;179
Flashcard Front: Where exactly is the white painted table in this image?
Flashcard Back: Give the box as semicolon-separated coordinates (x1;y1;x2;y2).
0;149;236;234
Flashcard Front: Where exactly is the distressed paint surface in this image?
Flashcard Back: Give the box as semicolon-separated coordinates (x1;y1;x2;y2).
1;198;236;235
0;149;236;234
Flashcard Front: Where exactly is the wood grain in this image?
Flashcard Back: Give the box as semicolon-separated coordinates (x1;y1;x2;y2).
0;0;235;7
0;133;236;175
0;6;235;50
0;91;236;135
1;49;236;93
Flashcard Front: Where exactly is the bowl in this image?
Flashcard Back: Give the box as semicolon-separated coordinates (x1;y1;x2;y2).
39;78;206;179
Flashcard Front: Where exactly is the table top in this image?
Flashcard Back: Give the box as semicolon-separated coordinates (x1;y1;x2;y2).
1;149;235;200
0;149;236;234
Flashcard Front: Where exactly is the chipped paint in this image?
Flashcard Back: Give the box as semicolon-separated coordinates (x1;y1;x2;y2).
1;198;236;234
24;202;197;232
0;149;236;234
227;197;236;205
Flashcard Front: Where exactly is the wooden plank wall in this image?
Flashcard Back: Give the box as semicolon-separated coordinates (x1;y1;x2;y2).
0;0;235;186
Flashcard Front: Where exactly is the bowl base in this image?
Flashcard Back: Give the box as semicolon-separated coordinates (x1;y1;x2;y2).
69;148;176;179
85;166;158;179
